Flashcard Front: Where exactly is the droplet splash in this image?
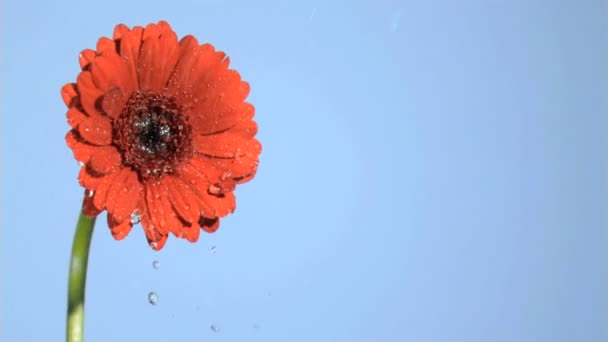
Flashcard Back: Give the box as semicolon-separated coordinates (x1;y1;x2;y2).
148;292;158;305
210;324;220;333
152;260;160;269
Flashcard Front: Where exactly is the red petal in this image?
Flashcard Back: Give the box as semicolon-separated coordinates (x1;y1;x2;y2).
138;30;179;91
67;108;87;128
91;50;133;94
183;221;200;242
166;176;197;223
101;87;126;119
78;115;113;145
108;213;133;240
79;49;96;70
189;157;236;193
194;131;261;159
119;26;144;91
96;37;115;55
76;71;104;116
145;181;174;235
88;146;121;175
82;191;102;218
113;23;130;40
200;217;220;233
61;83;78;107
106;168;142;223
66;130;97;164
166;35;199;94
92;170;120;210
79;166;104;189
138;199;168;251
178;164;216;217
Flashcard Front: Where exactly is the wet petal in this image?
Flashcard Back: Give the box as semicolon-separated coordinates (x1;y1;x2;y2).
106;168;142;223
88;146;121;175
61;83;78;107
101;87;127;118
78;116;113;145
79;49;96;70
108;213;133;240
200;217;220;233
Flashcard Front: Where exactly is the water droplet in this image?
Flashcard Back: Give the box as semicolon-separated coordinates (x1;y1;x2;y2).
210;324;220;333
130;211;141;224
148;292;158;305
78;161;84;167
159;218;166;227
208;184;221;195
210;246;217;255
220;171;232;181
150;241;158;249
152;260;160;269
253;323;260;330
86;190;95;198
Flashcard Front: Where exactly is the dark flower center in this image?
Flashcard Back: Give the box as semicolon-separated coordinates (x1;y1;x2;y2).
114;91;193;179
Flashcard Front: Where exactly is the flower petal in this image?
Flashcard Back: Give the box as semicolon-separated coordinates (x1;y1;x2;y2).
108;213;133;240
112;23;130;40
101;87;127;119
88;146;121;175
67;108;87;128
66;130;97;163
78;115;113;146
106;168;142;223
91;50;132;94
138;29;179;91
166;35;200;93
166;176;197;223
119;26;144;91
96;37;116;55
61;83;78;107
79;49;96;70
200;217;220;233
82;191;102;218
138;198;168;251
79;165;104;189
183;221;200;242
194;131;261;159
93;170;120;210
76;71;104;116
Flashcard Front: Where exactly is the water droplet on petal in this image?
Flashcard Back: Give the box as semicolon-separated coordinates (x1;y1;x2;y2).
86;190;95;198
152;260;160;269
148;292;158;305
159;218;166;228
150;241;158;249
208;184;221;195
78;161;84;167
131;211;141;224
210;324;220;333
220;171;232;181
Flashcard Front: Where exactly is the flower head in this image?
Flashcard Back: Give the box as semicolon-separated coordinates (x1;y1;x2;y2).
63;21;261;250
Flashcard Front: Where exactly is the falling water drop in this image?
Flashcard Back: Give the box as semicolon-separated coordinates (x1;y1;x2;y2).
148;292;158;305
152;260;160;269
210;324;220;333
210;246;217;255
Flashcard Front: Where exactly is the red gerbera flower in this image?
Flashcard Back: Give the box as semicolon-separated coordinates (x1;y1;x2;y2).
62;21;261;250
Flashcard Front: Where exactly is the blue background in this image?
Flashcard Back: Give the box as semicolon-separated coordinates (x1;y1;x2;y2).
2;0;607;341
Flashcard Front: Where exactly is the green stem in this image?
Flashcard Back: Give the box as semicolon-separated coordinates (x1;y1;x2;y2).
67;211;96;342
